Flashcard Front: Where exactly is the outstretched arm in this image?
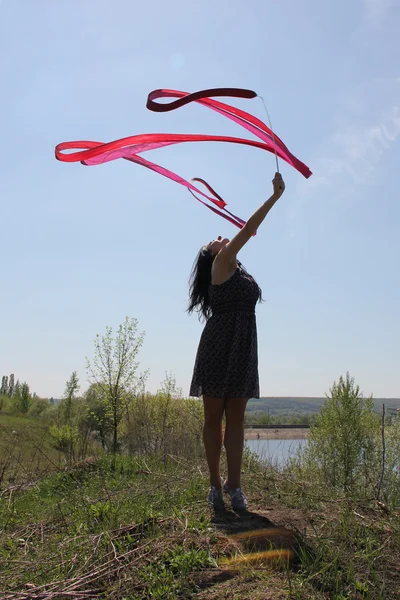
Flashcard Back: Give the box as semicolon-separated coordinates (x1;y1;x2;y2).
216;172;285;264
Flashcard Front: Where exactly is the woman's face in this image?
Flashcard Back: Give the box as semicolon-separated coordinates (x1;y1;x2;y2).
207;236;229;256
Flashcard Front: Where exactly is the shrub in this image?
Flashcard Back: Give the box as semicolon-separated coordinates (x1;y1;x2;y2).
301;373;380;496
123;393;203;459
49;425;79;461
28;397;51;418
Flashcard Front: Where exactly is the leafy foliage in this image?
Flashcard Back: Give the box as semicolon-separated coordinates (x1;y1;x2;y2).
49;424;79;460
301;372;380;495
10;382;32;415
86;316;145;454
62;371;80;423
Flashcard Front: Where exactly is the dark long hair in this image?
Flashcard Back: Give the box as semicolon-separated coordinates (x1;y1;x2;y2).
187;246;263;322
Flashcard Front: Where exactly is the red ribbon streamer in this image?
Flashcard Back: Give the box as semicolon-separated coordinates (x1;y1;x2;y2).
55;88;312;228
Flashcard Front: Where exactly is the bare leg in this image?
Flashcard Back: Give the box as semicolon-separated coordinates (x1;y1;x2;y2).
202;396;225;488
224;397;248;490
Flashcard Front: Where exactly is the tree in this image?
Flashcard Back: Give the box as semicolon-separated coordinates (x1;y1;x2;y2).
1;374;16;397
63;371;80;423
20;382;32;414
1;376;8;396
12;381;32;415
82;383;113;450
303;372;379;494
64;371;80;399
8;374;15;397
157;372;183;399
86;317;145;454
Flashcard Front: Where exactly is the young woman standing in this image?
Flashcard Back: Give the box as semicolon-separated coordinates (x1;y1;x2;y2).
188;172;285;510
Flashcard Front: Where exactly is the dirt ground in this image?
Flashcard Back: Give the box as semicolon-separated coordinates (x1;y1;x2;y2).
244;428;310;440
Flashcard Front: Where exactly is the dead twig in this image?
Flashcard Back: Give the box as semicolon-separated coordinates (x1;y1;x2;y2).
56;502;69;529
3;543;151;599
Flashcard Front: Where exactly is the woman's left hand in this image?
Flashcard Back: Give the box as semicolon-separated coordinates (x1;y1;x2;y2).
272;172;285;199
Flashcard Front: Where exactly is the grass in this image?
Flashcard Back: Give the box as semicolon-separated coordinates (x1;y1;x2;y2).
1;455;217;599
1;410;399;599
1;447;399;599
0;412;101;487
0;412;64;485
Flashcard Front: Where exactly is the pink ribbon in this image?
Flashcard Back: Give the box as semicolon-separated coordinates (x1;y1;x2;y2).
55;88;312;228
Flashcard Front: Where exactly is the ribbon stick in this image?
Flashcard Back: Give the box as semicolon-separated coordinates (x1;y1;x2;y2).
55;88;312;229
146;88;311;178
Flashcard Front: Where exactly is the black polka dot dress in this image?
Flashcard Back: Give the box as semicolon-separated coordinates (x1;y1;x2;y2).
190;266;260;399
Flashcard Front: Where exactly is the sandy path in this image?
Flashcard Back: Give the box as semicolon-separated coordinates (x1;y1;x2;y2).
244;428;310;440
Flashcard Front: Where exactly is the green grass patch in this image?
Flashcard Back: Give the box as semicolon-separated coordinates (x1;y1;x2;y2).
1;447;399;598
0;412;64;485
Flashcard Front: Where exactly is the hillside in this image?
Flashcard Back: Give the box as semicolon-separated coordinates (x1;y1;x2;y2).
2;454;399;598
1;406;399;598
247;396;400;415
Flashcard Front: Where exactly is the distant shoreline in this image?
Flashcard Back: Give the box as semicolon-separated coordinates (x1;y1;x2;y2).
244;427;309;440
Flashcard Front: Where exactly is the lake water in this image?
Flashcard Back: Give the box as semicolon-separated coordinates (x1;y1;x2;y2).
246;438;307;468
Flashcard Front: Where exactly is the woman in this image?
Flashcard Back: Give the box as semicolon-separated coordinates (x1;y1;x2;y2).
188;172;285;510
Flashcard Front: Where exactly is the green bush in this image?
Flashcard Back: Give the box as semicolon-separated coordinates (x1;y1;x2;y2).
28;397;51;418
78;384;113;450
123;393;203;459
49;425;79;460
0;394;10;411
382;416;400;505
300;373;380;496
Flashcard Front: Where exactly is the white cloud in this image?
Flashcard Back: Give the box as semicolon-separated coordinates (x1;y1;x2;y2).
330;106;400;183
298;104;400;198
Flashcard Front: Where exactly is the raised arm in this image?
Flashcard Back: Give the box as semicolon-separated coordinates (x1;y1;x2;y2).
216;172;285;265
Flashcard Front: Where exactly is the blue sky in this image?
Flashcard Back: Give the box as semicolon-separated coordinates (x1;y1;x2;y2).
1;0;399;399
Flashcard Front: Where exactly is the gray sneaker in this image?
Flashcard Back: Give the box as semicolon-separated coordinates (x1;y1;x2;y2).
223;482;248;510
207;486;224;509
